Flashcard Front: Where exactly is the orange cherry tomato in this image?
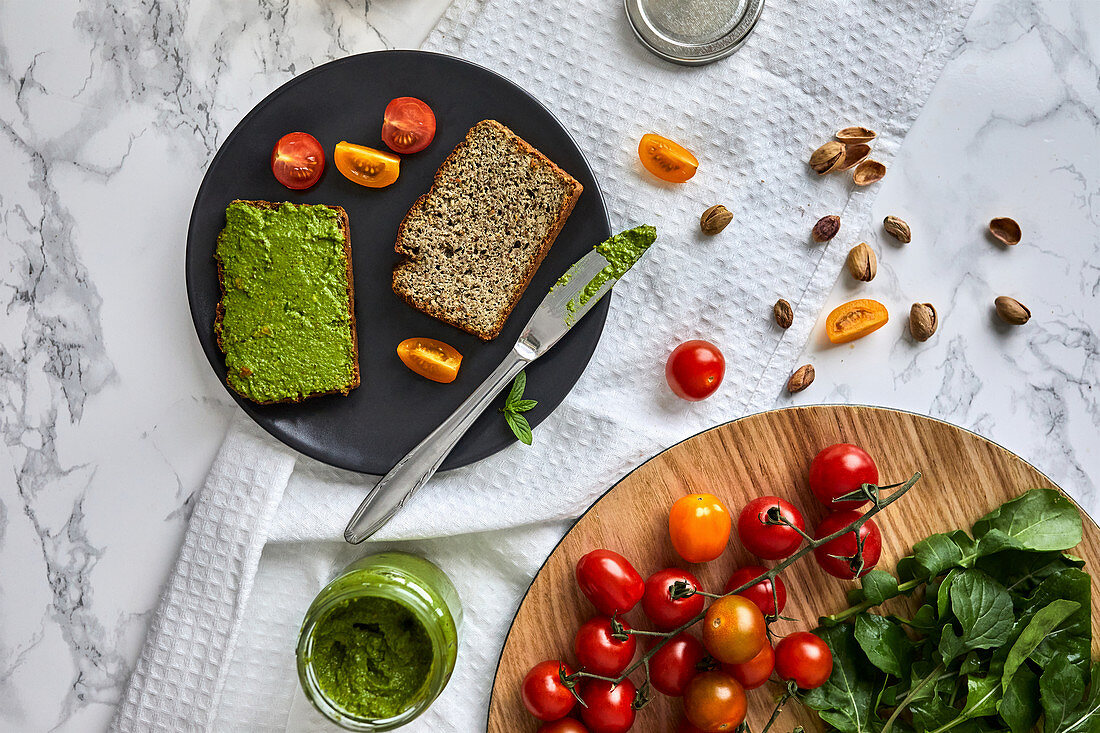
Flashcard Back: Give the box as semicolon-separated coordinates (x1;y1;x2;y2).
683;671;747;731
334;141;400;188
825;298;889;344
381;97;436;154
271;132;324;190
668;493;731;563
638;133;698;183
396;337;462;383
702;595;766;665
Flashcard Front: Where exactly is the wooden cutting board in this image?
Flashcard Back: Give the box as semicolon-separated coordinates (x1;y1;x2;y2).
487;405;1100;732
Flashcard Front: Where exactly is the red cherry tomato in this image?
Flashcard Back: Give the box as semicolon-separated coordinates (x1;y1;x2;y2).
578;677;636;733
575;617;637;677
683;670;747;731
539;719;590;733
642;568;706;631
649;632;707;697
813;510;882;579
575;550;645;616
809;443;880;509
677;720;709;733
702;595;767;665
775;632;833;689
522;660;576;721
381;96;436;154
723;566;787;617
666;340;725;401
736;496;806;560
271;132;324;190
723;642;774;690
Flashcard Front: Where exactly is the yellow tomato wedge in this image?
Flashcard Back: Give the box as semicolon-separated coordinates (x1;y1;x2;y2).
334;141;400;188
396;337;462;383
638;133;698;183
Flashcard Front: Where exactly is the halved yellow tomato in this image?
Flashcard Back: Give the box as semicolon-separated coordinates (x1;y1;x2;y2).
638;133;698;183
396;337;462;383
334;141;400;188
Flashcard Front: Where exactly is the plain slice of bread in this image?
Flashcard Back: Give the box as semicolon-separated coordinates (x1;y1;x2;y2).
214;200;360;404
392;120;583;340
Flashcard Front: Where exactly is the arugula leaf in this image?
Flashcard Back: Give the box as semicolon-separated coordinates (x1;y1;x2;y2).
972;489;1083;554
977;550;1085;597
961;674;1003;719
941;570;1014;663
861;569;901;605
899;531;974;581
1002;599;1080;692
1000;664;1041;733
855;614;911;678
1016;568;1092;674
800;624;879;732
1040;658;1100;733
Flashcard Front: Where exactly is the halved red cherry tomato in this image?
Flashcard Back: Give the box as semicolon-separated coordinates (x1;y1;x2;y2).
522;660;576;721
642;568;706;630
736;496;806;560
683;670;747;731
396;337;462;383
539;719;590;733
775;632;833;689
669;493;731;563
381;96;436;154
666;340;725;401
723;641;774;690
702;595;766;665
578;677;636;733
271;132;324;190
334;141;400;188
649;632;706;697
813;510;882;579
574;616;636;677
809;443;880;509
723;566;787;617
575;549;645;616
639;133;698;183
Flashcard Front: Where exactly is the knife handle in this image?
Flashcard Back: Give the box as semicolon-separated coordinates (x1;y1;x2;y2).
344;349;531;544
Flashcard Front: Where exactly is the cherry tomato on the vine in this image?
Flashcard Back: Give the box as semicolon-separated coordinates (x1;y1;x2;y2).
669;493;731;563
574;616;636;677
813;510;882;579
638;133;699;183
775;631;833;689
578;677;636;733
538;718;590;733
809;443;880;509
736;496;806;560
642;568;706;630
666;340;725;401
677;720;709;733
522;660;576;721
702;595;766;665
333;141;400;188
683;670;747;731
723;642;774;690
575;549;645;616
271;132;324;190
648;632;706;697
723;566;787;617
381;96;436;154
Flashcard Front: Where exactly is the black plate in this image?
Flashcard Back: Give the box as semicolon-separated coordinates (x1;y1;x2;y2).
186;51;611;474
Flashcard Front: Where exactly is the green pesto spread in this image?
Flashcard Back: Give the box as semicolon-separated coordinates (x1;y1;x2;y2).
215;201;356;403
558;225;656;320
308;596;433;720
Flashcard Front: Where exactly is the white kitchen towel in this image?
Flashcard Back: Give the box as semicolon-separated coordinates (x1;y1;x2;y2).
114;0;977;730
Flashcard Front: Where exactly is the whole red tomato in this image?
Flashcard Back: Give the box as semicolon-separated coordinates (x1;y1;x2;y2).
539;718;590;733
809;443;880;509
575;550;645;616
642;568;706;630
775;632;833;689
522;660;576;721
676;720;709;733
683;670;747;731
723;642;774;690
736;496;806;560
381;96;436;154
649;632;706;697
578;677;636;733
666;340;725;401
813;510;882;579
575;617;637;677
723;566;787;617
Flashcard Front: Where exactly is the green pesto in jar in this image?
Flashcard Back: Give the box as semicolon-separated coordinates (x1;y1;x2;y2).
307;596;433;720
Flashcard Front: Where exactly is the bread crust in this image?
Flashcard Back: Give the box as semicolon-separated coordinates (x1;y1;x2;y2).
392;120;583;340
214;200;360;405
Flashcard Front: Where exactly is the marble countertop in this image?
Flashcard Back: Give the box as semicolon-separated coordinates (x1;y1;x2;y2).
0;0;1097;730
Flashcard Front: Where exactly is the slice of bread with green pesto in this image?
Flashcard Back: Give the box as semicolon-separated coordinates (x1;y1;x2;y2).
214;200;360;404
392;120;583;340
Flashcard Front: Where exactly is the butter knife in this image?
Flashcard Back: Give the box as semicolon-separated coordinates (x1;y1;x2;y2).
344;228;653;544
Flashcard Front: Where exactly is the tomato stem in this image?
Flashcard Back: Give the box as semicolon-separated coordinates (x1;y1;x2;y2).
760;684;796;733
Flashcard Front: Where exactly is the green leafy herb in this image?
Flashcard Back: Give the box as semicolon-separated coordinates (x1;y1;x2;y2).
500;371;537;445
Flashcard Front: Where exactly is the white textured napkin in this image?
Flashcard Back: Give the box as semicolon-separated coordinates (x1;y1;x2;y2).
115;0;976;730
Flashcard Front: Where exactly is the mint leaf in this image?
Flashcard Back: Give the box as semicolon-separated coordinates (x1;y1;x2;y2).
509;399;538;413
505;371;526;408
505;412;533;445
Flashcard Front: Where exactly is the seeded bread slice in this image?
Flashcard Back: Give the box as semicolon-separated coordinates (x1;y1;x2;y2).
214;200;360;404
392;120;583;340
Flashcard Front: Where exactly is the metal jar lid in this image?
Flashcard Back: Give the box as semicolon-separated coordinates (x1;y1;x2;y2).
625;0;765;66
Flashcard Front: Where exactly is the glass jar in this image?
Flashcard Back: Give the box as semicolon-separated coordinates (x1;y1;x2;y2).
296;552;462;731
